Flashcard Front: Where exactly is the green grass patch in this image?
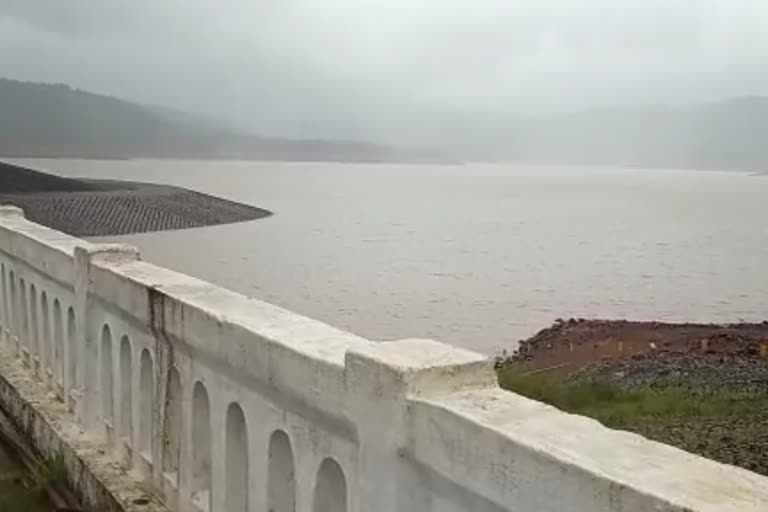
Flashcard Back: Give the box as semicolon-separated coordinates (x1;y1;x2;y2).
498;364;768;475
497;366;765;428
0;454;66;512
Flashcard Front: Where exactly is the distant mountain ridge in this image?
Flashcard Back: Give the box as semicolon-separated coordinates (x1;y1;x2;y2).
3;76;768;170
0;78;447;163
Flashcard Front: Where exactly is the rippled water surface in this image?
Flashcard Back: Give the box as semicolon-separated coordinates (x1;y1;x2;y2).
10;158;768;353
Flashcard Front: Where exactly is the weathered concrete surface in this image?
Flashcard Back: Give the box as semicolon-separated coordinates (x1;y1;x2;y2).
407;388;768;512
0;339;165;512
0;207;767;512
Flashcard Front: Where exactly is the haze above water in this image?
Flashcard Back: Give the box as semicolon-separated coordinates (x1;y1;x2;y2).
12;158;768;354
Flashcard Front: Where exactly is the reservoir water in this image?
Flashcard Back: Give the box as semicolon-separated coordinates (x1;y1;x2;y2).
9;158;768;353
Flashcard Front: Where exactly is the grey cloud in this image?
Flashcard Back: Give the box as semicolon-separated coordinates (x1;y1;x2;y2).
2;0;768;143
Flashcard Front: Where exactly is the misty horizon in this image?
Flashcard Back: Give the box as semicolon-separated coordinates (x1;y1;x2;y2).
3;1;768;147
5;74;766;139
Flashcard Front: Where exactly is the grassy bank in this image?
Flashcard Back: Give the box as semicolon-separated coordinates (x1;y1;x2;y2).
498;366;768;475
0;454;66;512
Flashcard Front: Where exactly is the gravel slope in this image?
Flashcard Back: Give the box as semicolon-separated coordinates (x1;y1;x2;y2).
0;161;271;236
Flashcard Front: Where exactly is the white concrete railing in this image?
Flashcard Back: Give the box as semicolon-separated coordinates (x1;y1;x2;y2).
0;205;766;512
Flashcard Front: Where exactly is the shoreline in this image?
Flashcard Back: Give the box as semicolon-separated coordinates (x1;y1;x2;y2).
8;155;768;174
0;152;463;165
499;318;768;372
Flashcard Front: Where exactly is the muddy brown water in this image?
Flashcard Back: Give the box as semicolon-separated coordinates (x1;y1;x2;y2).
8;158;768;354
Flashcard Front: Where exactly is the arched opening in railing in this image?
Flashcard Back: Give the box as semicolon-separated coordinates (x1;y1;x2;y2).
8;271;15;341
29;284;38;361
139;349;153;456
225;402;248;512
66;307;76;390
40;291;49;372
268;430;296;512
0;263;6;332
191;381;211;511
19;279;28;349
100;324;114;424
53;299;63;385
314;458;347;512
163;367;182;484
119;335;132;441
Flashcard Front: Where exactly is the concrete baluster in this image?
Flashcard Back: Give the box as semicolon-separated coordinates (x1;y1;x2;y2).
73;244;140;427
345;338;496;512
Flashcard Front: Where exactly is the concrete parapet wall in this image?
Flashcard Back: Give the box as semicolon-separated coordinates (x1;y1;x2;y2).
0;209;766;512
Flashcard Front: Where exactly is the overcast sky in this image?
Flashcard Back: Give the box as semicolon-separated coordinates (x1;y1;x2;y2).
2;0;768;142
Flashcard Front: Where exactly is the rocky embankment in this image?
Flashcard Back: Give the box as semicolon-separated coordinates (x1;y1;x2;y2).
0;161;272;236
503;318;768;381
498;319;768;475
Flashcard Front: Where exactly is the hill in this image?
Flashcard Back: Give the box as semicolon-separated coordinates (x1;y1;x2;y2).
0;78;446;162
4;76;767;170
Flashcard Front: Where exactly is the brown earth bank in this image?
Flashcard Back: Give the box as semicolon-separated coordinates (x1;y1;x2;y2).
496;319;768;476
500;318;768;376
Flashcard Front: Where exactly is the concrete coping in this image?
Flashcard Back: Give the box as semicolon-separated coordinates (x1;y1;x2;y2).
0;205;24;218
346;338;496;396
79;243;141;264
413;388;768;512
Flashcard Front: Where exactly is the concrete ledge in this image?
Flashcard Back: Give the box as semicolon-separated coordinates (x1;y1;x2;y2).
83;243;142;264
407;388;768;512
0;205;24;218
0;342;167;512
346;338;496;396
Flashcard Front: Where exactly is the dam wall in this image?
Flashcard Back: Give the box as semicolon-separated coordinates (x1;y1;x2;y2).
0;205;765;511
